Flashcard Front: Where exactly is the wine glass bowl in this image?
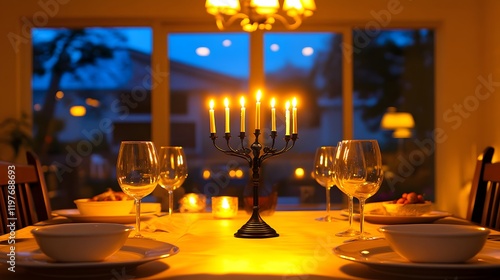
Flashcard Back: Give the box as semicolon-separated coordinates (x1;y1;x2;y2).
335;139;383;240
313;146;337;222
158;146;188;216
116;141;159;238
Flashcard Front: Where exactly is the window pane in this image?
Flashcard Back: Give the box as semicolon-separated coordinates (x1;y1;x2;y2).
32;27;152;209
352;29;435;201
167;33;249;202
264;32;344;206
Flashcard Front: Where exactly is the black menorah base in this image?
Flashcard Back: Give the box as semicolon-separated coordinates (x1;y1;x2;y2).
234;208;279;238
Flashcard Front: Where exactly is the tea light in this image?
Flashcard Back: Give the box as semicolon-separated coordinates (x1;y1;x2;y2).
212;196;238;219
179;193;206;213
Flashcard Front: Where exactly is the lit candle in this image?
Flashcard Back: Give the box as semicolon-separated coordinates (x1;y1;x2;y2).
256;90;261;130
209;100;216;134
292;97;297;134
179;193;207;213
271;98;276;132
212;196;238;219
240;97;245;133
224;98;230;133
285;101;290;136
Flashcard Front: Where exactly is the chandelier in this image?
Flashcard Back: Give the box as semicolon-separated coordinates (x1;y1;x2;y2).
205;0;316;32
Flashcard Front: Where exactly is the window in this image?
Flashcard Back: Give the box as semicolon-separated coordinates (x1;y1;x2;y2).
32;26;435;210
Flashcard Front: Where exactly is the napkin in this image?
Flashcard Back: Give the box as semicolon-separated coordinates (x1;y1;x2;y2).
141;213;200;240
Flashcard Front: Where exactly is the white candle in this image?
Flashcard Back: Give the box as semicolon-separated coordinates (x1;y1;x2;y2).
285;101;290;136
292;97;297;134
224;98;230;133
271;98;276;132
209;100;216;134
255;90;261;130
240;97;245;133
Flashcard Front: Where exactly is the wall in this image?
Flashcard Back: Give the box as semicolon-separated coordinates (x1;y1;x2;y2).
0;0;498;216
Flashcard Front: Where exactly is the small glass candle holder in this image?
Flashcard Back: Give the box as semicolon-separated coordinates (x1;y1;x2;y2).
179;193;206;213
212;196;238;219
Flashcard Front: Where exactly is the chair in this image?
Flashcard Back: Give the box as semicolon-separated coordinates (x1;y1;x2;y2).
466;146;500;230
0;151;52;235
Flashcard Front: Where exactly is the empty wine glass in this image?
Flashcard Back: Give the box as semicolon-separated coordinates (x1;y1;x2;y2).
116;141;159;238
313;146;337;222
158;146;188;217
336;140;384;240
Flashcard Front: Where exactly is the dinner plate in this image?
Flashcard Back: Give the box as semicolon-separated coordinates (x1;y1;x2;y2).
340;209;451;224
0;238;179;277
52;209;158;224
334;239;500;279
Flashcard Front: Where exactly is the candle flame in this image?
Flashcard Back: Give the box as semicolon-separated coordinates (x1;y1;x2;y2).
256;90;262;102
224;98;229;108
271;98;275;108
221;197;230;209
240;96;245;107
209;99;214;109
292;97;297;107
286;101;290;110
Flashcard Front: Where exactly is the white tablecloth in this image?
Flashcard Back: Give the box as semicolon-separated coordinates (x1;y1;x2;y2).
0;210;495;279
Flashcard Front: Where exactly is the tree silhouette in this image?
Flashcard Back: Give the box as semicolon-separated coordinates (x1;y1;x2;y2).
32;28;125;157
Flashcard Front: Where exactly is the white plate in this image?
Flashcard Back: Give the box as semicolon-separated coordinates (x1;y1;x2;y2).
52;209;158;224
0;238;179;277
341;209;451;224
334;239;500;279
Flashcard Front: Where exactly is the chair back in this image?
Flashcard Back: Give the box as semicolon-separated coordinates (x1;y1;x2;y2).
466;146;500;229
0;151;52;235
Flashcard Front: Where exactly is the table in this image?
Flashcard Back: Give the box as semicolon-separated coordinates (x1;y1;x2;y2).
0;210;497;279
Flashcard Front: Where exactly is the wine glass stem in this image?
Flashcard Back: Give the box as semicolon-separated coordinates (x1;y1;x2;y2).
348;195;354;229
168;190;174;216
359;198;366;238
134;198;142;237
325;187;331;218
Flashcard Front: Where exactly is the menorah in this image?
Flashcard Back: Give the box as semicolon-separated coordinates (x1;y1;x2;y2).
210;129;298;238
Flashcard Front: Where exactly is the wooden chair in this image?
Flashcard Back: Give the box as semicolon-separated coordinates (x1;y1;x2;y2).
466;146;500;230
0;151;52;235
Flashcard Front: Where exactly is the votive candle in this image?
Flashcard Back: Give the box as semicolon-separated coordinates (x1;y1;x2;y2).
212;196;238;219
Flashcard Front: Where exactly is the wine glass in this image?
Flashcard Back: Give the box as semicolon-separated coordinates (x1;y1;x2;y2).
313;146;337;222
116;141;159;238
158;146;188;217
335;140;384;240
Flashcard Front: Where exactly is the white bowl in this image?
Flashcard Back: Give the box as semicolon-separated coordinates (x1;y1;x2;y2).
382;201;433;216
378;224;490;263
32;223;133;262
74;198;134;216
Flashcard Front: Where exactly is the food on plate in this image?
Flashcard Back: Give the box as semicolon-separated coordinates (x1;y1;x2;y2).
394;192;426;204
383;192;432;216
89;188;132;201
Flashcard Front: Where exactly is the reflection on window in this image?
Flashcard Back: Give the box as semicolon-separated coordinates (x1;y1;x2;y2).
263;32;344;205
352;29;435;201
